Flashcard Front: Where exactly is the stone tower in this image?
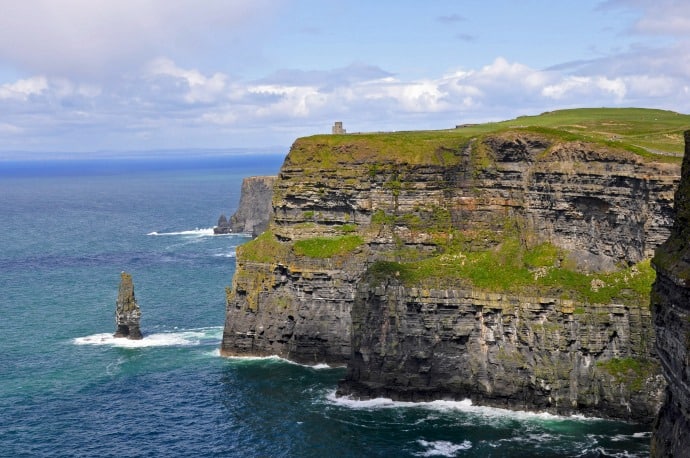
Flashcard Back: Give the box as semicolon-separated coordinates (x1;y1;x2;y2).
332;121;346;134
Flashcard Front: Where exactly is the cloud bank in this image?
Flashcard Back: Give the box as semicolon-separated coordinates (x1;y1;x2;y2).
0;1;688;154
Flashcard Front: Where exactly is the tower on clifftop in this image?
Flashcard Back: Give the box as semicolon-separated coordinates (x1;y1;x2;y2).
332;121;346;134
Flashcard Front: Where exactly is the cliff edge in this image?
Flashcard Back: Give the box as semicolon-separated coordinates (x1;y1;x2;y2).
221;110;684;420
651;131;690;454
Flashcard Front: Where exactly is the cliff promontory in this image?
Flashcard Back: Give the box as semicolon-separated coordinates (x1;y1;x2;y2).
215;176;277;236
651;131;690;454
221;109;686;421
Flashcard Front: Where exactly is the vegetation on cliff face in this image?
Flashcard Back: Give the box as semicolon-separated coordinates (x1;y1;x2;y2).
236;109;681;309
224;108;679;418
370;251;655;308
293;235;364;258
237;230;288;263
597;357;660;391
239;230;364;261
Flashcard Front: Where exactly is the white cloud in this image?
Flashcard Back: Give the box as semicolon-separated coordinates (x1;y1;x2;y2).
0;76;48;100
0;75;103;105
1;49;690;153
146;58;227;104
542;76;626;101
602;0;690;35
0;0;278;79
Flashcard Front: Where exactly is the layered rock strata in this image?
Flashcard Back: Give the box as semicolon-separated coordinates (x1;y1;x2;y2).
338;280;662;421
114;271;142;340
215;176;277;236
221;131;680;418
651;131;690;454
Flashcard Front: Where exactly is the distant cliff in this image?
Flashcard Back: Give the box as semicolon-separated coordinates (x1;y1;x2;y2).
221;121;681;421
651;131;690;454
215;176;277;236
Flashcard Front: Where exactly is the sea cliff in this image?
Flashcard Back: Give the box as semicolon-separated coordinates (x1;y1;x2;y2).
215;176;277;236
651;131;690;454
221;111;683;420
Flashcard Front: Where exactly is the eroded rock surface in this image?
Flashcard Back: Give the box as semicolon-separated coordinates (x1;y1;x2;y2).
114;272;142;340
337;280;662;422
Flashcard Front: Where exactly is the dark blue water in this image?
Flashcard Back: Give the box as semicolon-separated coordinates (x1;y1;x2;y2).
0;156;652;457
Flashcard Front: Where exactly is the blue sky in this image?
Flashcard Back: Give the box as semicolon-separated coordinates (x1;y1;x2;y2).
0;0;689;157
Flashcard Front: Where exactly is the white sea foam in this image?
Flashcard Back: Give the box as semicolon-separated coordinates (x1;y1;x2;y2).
610;431;651;442
280;358;340;370
221;353;338;370
578;447;646;458
496;432;557;446
73;327;223;348
213;251;236;258
415;440;472;457
326;392;599;422
147;227;216;236
308;363;334;370
222;354;282;361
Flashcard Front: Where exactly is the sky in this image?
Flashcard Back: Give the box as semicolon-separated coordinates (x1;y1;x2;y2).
0;0;689;158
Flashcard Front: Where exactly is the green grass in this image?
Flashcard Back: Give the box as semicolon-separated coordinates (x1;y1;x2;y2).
339;223;357;234
367;261;414;283
507;108;689;154
237;231;287;263
597;357;659;391
287;108;689;168
293;235;364;258
369;238;656;307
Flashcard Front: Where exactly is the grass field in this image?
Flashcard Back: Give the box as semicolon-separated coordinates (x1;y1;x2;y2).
289;108;690;167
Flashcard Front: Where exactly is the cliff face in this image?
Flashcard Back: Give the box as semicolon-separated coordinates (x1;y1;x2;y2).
221;130;679;418
339;280;661;421
651;131;690;453
215;176;277;236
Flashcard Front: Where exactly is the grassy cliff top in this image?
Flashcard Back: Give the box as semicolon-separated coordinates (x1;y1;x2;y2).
288;108;690;167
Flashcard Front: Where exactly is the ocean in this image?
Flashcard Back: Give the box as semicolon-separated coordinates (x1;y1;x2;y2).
0;155;653;457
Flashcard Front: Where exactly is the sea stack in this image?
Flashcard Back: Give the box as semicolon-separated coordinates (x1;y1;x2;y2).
113;272;143;340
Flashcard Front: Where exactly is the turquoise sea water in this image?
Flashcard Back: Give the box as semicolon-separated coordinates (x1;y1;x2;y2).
0;156;653;457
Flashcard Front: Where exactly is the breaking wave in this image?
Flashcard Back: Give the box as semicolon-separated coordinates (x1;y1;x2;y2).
415;439;472;457
221;354;338;370
73;327;223;348
325;392;599;422
147;227;216;236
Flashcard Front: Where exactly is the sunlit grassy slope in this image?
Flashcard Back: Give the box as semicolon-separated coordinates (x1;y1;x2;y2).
290;108;690;167
488;107;690;155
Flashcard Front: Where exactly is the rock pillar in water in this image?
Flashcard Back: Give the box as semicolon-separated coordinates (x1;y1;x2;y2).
114;272;143;340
